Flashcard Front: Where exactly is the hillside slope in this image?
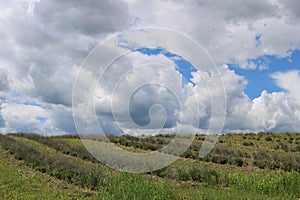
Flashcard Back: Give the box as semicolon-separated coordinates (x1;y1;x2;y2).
0;133;299;200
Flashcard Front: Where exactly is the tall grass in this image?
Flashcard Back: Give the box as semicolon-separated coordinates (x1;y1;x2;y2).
101;173;176;200
227;172;300;198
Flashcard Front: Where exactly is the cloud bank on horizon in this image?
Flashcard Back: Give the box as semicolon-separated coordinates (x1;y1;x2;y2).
0;0;300;135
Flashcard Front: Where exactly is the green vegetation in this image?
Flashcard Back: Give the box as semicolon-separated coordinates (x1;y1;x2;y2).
0;132;299;199
0;149;92;199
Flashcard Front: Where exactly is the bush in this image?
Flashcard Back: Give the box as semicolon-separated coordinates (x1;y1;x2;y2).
253;160;268;169
189;168;203;182
292;164;300;172
189;168;219;186
280;143;289;152
204;170;219;186
254;150;271;161
281;162;293;172
177;169;191;181
252;160;276;170
265;137;272;141
211;156;228;164
243;141;254;146
182;149;193;158
233;158;244;167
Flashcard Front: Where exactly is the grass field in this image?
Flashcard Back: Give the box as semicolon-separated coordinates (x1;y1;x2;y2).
0;132;299;199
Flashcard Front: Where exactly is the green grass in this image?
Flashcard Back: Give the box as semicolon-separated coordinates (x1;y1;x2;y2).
1;133;300;199
177;187;284;200
0;151;93;199
0;135;176;199
227;172;300;198
0;152;175;199
100;173;176;200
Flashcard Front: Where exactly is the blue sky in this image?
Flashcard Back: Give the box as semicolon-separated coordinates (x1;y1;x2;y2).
135;47;300;100
228;49;300;99
36;116;47;124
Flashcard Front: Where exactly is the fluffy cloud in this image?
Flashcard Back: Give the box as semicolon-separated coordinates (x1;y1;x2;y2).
1;102;75;135
0;104;5;128
75;47;196;134
190;65;300;133
128;0;300;66
0;0;130;134
0;0;129;106
249;91;300;132
281;0;300;20
271;70;300;99
0;0;300;135
34;0;129;36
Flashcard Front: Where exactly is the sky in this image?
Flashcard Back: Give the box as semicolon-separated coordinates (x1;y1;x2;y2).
0;0;300;135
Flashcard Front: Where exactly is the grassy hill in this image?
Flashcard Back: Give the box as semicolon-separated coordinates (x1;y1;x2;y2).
0;132;299;199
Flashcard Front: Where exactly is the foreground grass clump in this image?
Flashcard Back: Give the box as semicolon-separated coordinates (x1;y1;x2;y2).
101;173;176;200
228;172;300;198
152;166;220;187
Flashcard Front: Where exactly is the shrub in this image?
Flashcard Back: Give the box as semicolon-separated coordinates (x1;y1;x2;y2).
188;168;219;186
281;162;293;172
177;169;190;181
233;158;244;167
189;168;203;182
211;156;228;165
280;143;289;152
182;150;193;158
243;141;254;146
152;167;168;178
254;150;271;161
265;136;272;141
143;143;159;151
253;160;270;169
204;170;219;186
